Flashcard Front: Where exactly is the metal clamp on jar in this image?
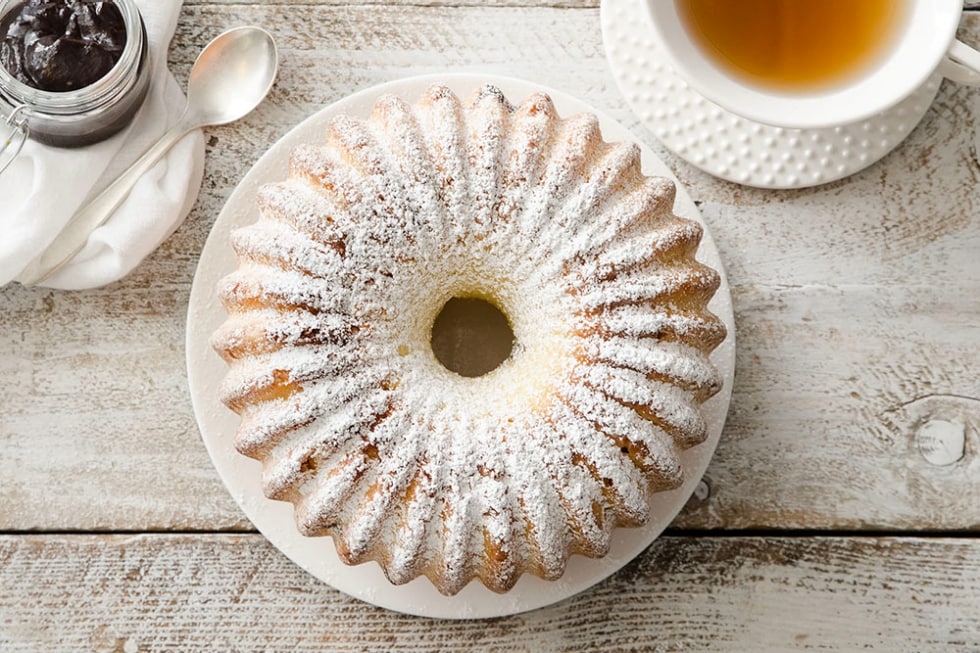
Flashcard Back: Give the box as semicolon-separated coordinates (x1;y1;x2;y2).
0;0;150;173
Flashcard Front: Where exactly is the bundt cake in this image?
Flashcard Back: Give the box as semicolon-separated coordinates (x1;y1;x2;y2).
211;83;727;595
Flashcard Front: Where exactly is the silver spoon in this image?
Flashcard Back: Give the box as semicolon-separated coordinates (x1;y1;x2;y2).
19;26;278;286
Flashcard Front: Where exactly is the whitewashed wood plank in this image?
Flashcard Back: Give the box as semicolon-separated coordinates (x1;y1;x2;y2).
168;4;980;290
2;284;975;531
675;284;980;529
0;534;978;652
1;4;978;532
0;283;248;531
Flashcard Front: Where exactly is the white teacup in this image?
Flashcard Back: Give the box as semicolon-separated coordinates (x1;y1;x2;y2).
645;0;980;129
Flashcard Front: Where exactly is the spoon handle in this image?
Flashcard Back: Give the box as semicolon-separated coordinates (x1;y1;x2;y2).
18;118;197;286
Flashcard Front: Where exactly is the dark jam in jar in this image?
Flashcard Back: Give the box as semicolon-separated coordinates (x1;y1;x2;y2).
1;0;127;92
0;0;148;147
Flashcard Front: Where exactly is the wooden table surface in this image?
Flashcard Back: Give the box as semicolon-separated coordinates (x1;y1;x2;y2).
2;1;979;650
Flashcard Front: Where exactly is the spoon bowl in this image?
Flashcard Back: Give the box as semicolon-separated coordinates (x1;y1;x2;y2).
186;26;279;126
19;26;279;286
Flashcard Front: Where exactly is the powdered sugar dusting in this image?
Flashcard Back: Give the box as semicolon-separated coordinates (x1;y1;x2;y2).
211;84;726;595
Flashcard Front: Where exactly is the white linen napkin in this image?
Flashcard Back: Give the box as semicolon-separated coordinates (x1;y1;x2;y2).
0;0;205;290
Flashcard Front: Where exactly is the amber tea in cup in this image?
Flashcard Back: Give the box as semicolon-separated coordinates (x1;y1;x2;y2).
647;0;980;129
675;0;910;93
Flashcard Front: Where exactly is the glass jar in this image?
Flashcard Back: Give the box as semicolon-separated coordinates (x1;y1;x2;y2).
0;0;151;148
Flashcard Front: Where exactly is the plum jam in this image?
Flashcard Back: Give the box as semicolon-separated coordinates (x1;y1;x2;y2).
1;1;128;92
0;0;149;147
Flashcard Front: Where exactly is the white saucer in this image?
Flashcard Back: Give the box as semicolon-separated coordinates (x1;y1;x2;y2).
185;73;735;619
601;0;943;189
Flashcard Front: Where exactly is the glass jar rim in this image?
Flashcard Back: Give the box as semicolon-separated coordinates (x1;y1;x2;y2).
0;0;145;114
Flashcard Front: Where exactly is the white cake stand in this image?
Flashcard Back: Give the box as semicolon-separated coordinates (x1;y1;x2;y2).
186;73;736;619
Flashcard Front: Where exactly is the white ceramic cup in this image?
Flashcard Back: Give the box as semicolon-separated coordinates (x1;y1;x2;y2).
645;0;980;129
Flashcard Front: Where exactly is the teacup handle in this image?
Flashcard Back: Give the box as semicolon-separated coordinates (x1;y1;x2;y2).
940;40;980;85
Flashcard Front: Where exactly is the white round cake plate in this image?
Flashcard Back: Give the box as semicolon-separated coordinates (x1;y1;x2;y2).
186;72;736;620
601;0;943;190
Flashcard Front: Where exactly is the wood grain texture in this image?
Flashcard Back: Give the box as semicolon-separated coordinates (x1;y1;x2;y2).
1;534;978;652
2;3;979;651
0;4;978;534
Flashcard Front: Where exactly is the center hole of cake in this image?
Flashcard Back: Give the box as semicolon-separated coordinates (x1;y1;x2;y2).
430;297;515;378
